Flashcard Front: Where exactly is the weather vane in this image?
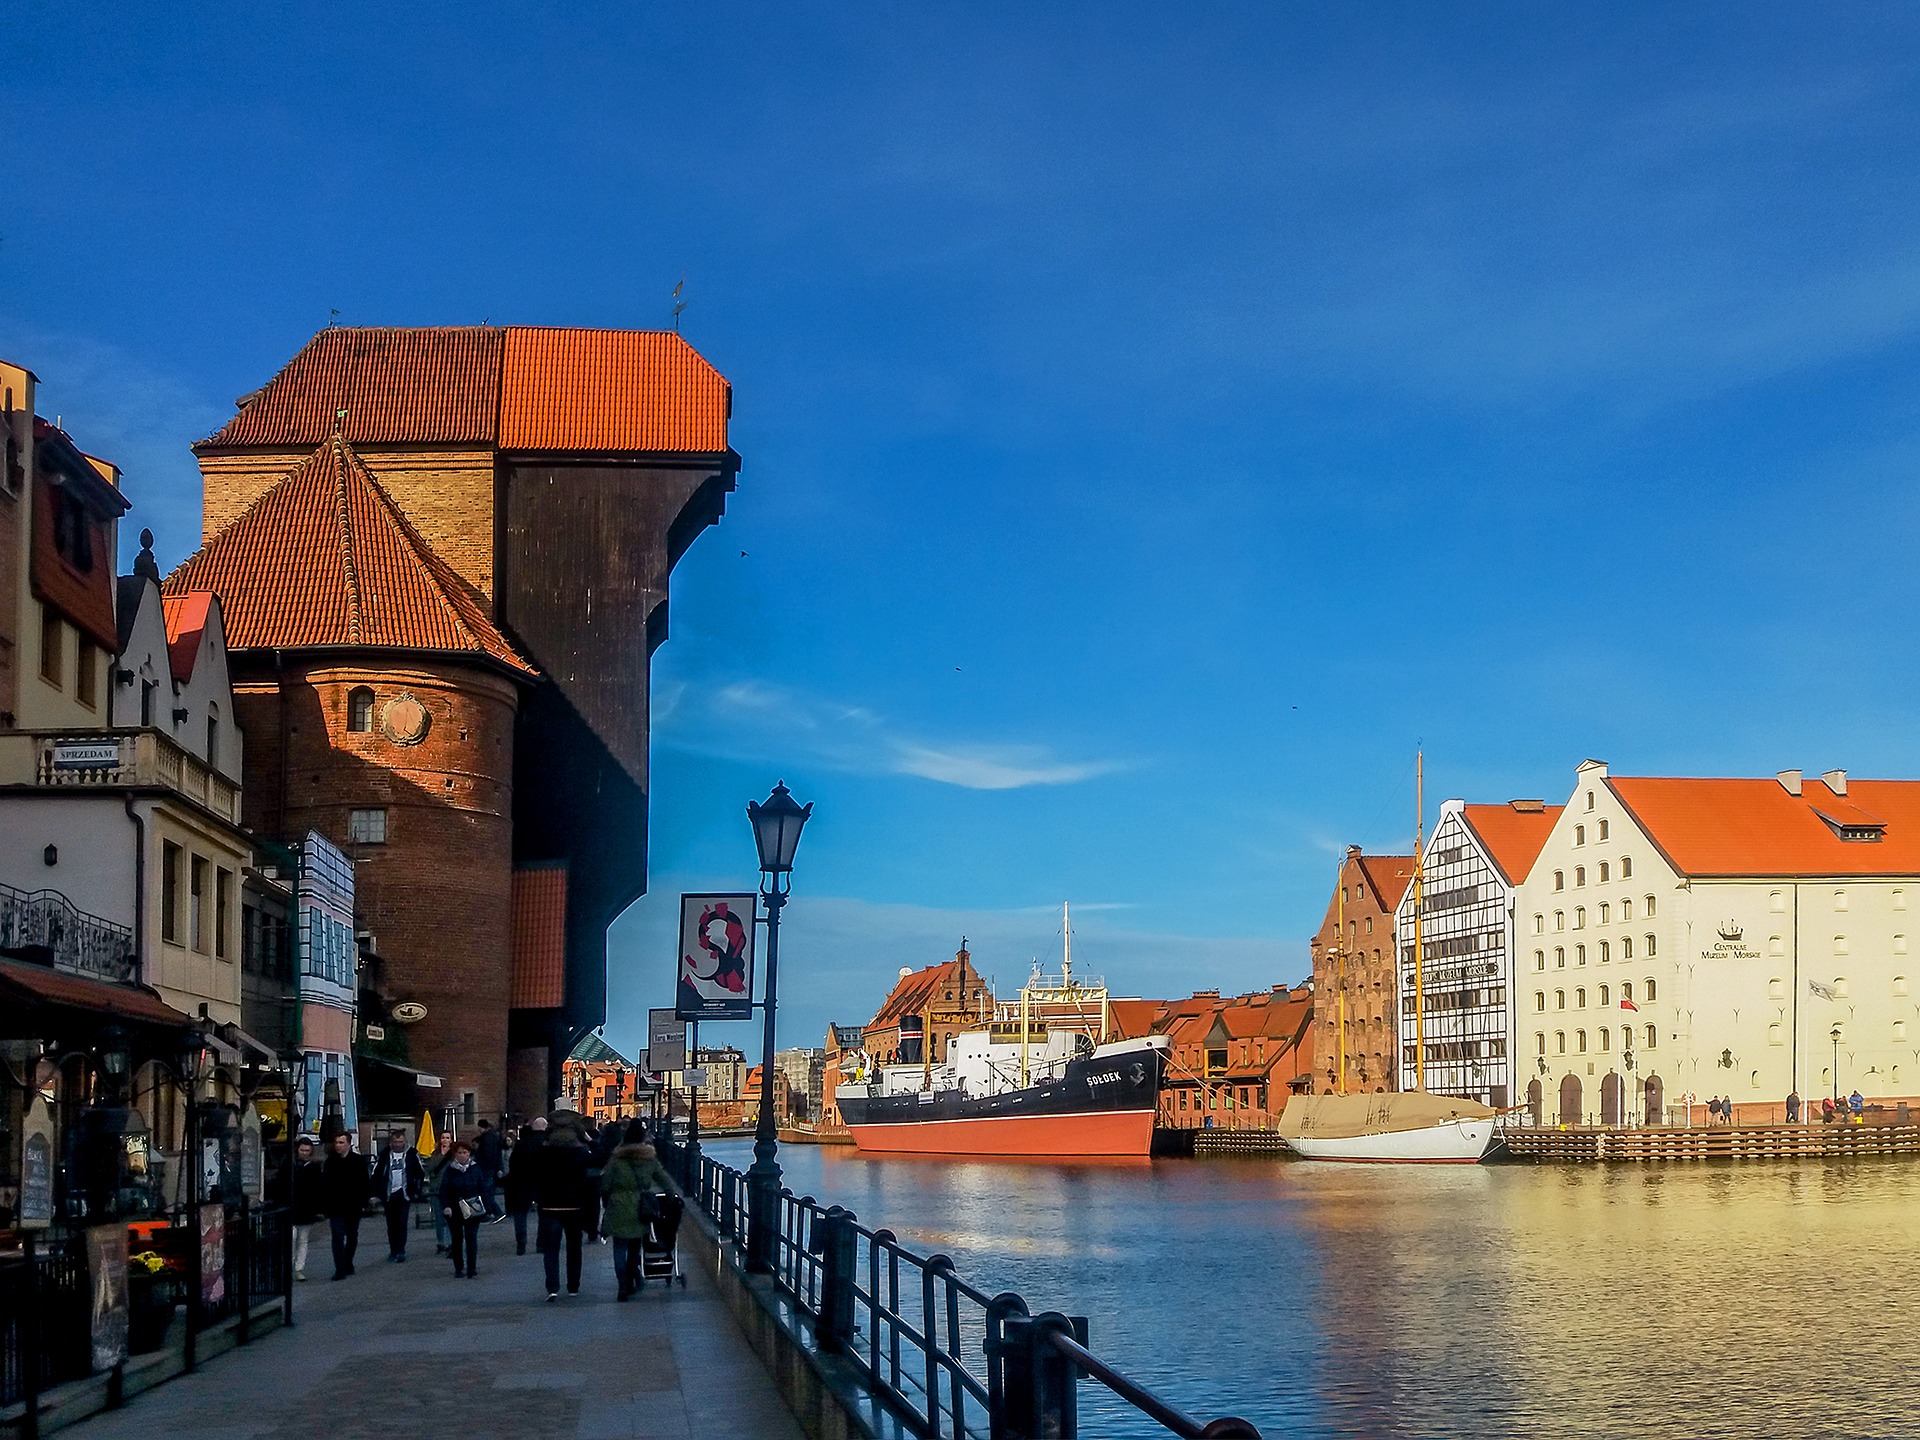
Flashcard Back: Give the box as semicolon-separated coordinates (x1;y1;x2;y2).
672;275;688;331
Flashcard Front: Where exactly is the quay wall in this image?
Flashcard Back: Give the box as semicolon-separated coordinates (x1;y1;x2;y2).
1502;1122;1920;1163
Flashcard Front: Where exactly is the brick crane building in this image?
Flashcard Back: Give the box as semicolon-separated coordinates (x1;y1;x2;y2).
1309;847;1415;1094
168;326;737;1122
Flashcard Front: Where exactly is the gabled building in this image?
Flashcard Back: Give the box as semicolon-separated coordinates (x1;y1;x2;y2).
179;326;736;1119
1517;761;1920;1127
1308;847;1414;1094
861;945;994;1070
1393;798;1561;1108
1110;985;1316;1129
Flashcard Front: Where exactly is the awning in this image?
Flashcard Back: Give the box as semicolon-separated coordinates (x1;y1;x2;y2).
0;957;196;1036
210;1020;280;1066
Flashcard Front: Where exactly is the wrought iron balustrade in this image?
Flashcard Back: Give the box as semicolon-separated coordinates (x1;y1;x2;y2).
0;882;137;984
659;1136;1259;1440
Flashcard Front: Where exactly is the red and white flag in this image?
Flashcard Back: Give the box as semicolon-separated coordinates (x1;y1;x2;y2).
1620;997;1639;1012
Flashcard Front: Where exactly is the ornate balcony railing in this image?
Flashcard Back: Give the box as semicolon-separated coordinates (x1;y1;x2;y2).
0;882;138;984
0;728;240;823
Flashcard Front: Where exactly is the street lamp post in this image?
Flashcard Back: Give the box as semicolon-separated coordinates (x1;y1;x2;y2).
745;782;812;1275
1830;1025;1842;1105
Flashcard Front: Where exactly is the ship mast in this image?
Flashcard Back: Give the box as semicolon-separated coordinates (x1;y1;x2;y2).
1063;901;1072;986
1413;750;1426;1092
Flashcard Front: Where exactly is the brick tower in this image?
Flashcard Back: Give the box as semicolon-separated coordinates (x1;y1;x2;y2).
176;327;736;1117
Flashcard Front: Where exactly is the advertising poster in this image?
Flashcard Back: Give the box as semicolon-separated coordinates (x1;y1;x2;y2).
677;893;757;1021
648;1008;688;1072
200;1202;227;1308
86;1223;129;1372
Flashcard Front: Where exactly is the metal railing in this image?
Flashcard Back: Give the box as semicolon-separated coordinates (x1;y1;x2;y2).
660;1138;1259;1440
0;881;137;983
0;729;240;824
0;1238;91;1411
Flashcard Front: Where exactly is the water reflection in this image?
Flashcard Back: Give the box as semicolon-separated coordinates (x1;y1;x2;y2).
713;1141;1920;1437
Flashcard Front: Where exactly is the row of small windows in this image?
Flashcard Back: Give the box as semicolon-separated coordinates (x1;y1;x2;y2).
1534;979;1656;1011
1537;1026;1656;1054
1764;887;1908;913
1552;860;1636;891
1535;896;1656;932
1535;936;1656;968
1571;821;1610;845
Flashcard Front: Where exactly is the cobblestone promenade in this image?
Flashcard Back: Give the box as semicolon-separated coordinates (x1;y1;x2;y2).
66;1222;806;1440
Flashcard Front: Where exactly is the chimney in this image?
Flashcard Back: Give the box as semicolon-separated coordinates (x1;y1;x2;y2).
1509;799;1545;813
1822;769;1847;796
1776;770;1802;796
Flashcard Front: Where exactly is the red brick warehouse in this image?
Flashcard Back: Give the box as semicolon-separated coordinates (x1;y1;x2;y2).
169;326;738;1121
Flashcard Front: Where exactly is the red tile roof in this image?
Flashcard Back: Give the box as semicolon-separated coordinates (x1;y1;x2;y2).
1611;776;1920;877
868;960;961;1029
1355;854;1416;910
501;328;730;453
1460;802;1565;884
510;866;568;1009
198;325;730;454
164;439;536;676
160;591;215;683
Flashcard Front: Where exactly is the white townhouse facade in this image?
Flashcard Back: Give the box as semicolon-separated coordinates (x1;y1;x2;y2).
1394;798;1561;1107
1515;760;1920;1126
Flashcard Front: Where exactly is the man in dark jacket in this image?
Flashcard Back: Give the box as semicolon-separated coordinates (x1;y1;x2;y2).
373;1129;427;1262
533;1117;594;1299
268;1135;326;1281
319;1131;373;1280
504;1118;546;1255
474;1119;505;1218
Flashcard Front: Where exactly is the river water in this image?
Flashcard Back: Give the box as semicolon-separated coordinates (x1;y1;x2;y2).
707;1139;1920;1438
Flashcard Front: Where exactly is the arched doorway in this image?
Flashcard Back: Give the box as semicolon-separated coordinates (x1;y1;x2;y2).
1600;1071;1624;1126
1526;1078;1544;1126
1558;1073;1583;1125
1643;1073;1664;1127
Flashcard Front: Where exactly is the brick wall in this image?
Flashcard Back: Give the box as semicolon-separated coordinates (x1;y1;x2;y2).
233;656;521;1118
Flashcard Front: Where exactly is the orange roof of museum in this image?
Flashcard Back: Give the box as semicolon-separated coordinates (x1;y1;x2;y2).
1610;775;1920;877
1462;801;1565;883
196;325;731;454
164;437;536;675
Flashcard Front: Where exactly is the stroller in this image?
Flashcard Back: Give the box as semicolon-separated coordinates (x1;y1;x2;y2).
640;1193;686;1291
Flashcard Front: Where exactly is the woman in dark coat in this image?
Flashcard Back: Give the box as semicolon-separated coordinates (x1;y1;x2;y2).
504;1119;545;1256
438;1140;486;1279
600;1123;675;1299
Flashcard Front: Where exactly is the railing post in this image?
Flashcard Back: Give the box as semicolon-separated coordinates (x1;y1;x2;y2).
813;1207;858;1353
21;1234;42;1440
236;1199;252;1344
990;1310;1083;1440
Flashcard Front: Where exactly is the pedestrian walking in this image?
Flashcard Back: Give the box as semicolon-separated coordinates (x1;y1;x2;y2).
505;1117;546;1256
319;1131;372;1280
439;1139;487;1279
534;1114;593;1301
1786;1090;1801;1124
600;1121;673;1300
424;1132;456;1255
474;1119;506;1219
269;1135;326;1281
375;1129;427;1262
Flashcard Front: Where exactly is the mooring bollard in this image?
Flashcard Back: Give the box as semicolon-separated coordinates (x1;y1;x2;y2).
988;1305;1085;1439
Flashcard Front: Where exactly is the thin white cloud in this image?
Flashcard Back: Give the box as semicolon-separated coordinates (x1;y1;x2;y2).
666;678;1126;792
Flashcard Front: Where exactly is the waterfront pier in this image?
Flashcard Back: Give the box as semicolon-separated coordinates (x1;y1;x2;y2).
1501;1118;1920;1164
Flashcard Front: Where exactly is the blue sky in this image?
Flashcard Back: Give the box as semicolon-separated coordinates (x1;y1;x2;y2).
6;4;1920;1058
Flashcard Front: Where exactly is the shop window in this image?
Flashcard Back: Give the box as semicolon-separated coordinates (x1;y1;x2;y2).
349;808;388;845
162;842;181;943
40;607;62;686
348;687;375;732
